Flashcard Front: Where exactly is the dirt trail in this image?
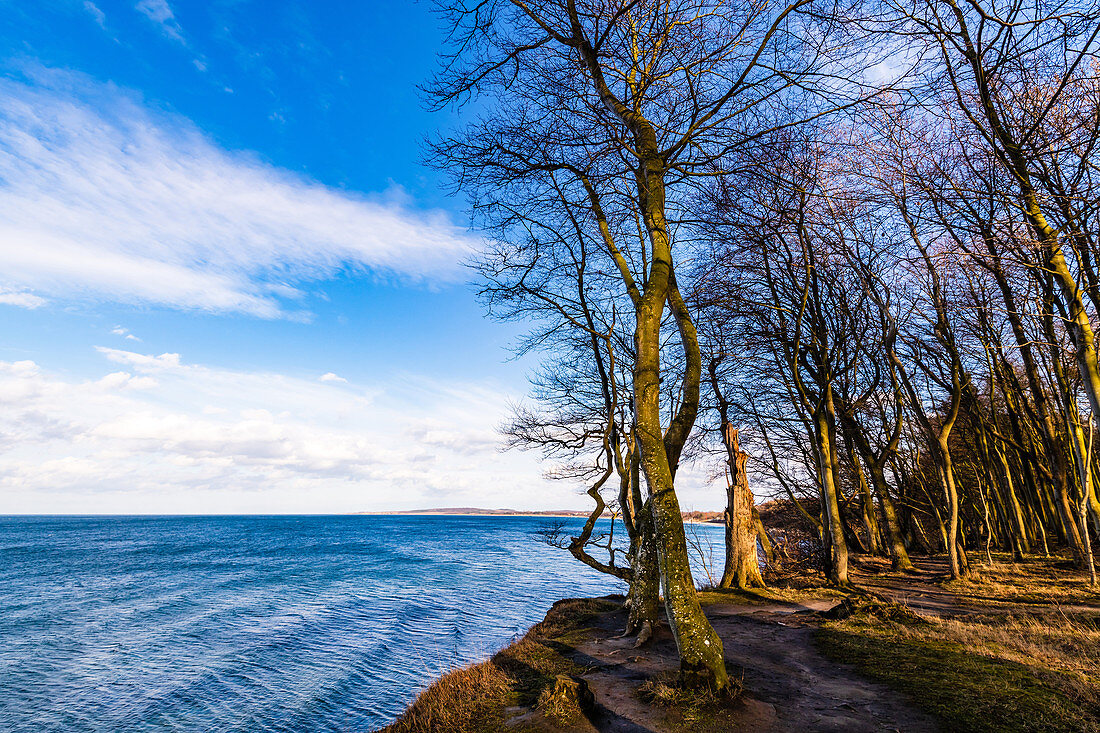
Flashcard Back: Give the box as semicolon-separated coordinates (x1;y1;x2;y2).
848;556;965;617
533;556;1099;732
849;555;1100;616
556;596;941;733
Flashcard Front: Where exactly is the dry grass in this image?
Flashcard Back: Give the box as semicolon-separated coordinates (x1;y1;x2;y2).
818;601;1100;733
535;676;588;726
636;670;745;733
636;674;683;707
384;597;618;733
927;612;1100;689
947;554;1100;607
385;662;515;733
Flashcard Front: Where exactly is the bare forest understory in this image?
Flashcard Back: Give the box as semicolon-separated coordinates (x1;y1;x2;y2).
386;553;1100;733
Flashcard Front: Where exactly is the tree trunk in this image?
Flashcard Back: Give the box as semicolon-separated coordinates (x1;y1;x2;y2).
626;498;661;645
648;476;727;688
994;440;1031;557
719;428;765;589
634;280;727;689
870;459;914;571
815;387;850;586
848;443;883;555
754;507;778;569
844;414;913;571
937;437;968;580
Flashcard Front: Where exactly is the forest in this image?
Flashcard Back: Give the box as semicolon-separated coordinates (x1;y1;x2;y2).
415;0;1100;711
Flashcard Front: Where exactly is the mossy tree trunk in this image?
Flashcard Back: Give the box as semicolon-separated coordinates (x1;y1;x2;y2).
634;280;727;688
574;36;728;689
624;475;660;644
617;424;660;641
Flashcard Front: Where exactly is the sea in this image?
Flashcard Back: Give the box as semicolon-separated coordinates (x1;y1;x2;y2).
0;515;727;732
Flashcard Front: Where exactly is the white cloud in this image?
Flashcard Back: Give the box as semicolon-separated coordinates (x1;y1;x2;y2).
111;326;141;341
0;68;477;318
0;288;46;309
0;349;574;514
97;371;132;389
319;372;347;383
97;347;181;370
135;0;184;42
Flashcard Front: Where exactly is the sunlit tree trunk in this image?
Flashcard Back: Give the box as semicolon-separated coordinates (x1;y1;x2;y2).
718;427;765;589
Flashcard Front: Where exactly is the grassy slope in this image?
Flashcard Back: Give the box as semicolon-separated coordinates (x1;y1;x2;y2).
816;556;1100;733
818;614;1099;732
384;596;743;733
383;597;618;733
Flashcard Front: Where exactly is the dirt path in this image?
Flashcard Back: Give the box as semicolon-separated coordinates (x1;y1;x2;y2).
531;555;1099;732
558;597;941;733
848;556;966;617
849;555;1100;616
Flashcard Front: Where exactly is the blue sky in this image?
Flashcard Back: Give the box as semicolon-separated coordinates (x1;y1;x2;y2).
0;1;722;513
0;0;499;379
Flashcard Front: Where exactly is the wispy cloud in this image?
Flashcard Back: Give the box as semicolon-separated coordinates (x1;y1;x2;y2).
97;347;180;369
135;0;184;43
319;372;347;383
84;1;108;29
0;349;561;513
111;326;141;341
0;68;477;317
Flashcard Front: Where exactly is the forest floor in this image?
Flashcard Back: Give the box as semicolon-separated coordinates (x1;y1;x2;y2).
384;554;1100;733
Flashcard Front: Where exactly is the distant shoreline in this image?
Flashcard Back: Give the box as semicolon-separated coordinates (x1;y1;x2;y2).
356;508;726;523
353;509;600;518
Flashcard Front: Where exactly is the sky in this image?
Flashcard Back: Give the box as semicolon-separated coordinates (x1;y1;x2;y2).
0;0;723;514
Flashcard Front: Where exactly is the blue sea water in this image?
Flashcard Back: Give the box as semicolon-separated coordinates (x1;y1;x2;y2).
0;515;726;732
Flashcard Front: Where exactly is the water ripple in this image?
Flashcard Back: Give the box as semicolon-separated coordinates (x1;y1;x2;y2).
0;515;724;731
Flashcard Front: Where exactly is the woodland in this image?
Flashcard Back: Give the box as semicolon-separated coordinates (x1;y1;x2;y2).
419;0;1100;707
